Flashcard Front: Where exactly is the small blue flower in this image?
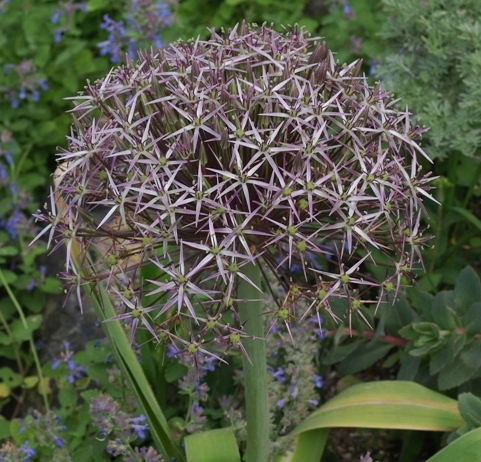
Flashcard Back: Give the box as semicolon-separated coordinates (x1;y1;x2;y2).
31;88;40;102
51;358;60;370
53;29;63;43
313;374;323;389
51;8;61;24
268;366;286;382
18;87;27;100
343;1;353;18
53;435;64;447
37;78;48;91
19;441;35;462
131;415;148;440
276;399;285;409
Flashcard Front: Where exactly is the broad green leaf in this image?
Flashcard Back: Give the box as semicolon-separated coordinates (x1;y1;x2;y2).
0;246;18;257
397;355;420;381
461;339;481;369
429;339;453;375
454;266;481;314
274;429;328;462
0;270;17;287
425;427;481;462
338;341;394;375
291;381;464;436
0;418;10;439
438;359;477;390
0;383;10;398
185;428;240;462
463;302;481;336
11;315;43;342
458;393;481;428
431;292;456;330
322;338;364;365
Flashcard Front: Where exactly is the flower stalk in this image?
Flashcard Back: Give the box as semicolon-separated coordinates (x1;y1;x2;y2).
238;262;269;461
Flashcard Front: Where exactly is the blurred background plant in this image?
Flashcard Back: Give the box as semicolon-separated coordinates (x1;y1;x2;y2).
1;0;481;461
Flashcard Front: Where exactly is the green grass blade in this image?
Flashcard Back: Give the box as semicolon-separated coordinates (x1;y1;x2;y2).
292;381;464;435
425;428;481;461
185;428;241;462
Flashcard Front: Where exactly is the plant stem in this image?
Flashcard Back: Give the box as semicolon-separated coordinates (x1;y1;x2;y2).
238;262;269;462
0;268;49;411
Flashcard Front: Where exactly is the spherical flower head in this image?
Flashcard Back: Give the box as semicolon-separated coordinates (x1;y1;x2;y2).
45;23;434;359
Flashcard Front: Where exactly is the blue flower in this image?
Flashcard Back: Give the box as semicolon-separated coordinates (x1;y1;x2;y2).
131;414;148;440
53;29;63;43
343;1;353;18
313;374;323;389
37;78;48;91
19;441;35;462
268;366;286;382
276;399;285;409
51;8;61;24
53;435;65;447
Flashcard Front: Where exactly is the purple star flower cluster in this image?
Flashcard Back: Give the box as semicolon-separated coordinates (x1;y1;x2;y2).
38;23;434;360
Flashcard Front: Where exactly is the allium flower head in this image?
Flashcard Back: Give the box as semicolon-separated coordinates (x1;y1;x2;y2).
38;23;434;359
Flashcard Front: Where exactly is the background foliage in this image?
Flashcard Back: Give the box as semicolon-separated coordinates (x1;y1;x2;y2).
1;0;481;461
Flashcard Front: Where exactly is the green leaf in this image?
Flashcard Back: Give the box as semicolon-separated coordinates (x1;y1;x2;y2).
458;393;481;428
338;342;394;375
453;207;481;233
0;246;18;257
164;363;188;383
454;266;481;314
59;387;78;411
397;355;421;381
291;381;465;435
322;338;364;365
274;429;328;462
430;333;456;375
0;418;10;439
185;428;241;462
11;315;43;342
431;291;456;330
39;276;63;294
0;367;22;388
438;359;477;390
425;427;481;462
0;270;17;286
86;0;111;11
461;339;481;369
463;302;481;336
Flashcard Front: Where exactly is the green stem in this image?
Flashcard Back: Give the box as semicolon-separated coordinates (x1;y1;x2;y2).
237;262;269;462
0;268;49;411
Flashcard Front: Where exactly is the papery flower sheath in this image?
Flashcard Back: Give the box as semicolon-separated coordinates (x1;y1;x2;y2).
36;22;434;358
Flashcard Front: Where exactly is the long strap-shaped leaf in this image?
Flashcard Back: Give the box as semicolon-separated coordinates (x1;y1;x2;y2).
293;381;464;434
277;381;465;461
71;240;185;462
184;428;241;462
425;427;481;461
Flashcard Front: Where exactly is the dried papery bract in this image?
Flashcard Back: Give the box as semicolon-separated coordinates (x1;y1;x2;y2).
37;22;434;361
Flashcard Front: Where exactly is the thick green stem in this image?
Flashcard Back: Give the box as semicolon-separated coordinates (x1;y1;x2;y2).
237;262;270;462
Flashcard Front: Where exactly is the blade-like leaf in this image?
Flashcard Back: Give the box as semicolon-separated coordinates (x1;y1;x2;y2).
291;381;464;435
71;241;185;462
273;429;329;462
185;428;241;462
425;427;481;462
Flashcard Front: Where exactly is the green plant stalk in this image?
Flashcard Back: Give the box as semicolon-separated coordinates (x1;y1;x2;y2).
238;262;270;462
70;245;185;462
0;268;49;411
